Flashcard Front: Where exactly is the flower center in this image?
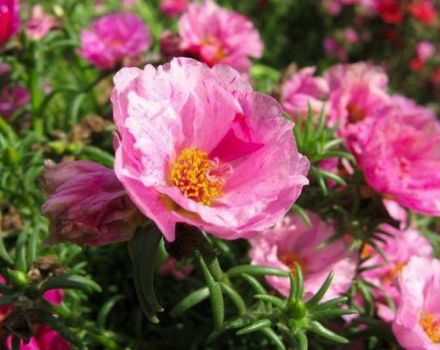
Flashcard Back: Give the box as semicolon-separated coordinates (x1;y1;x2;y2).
347;101;366;123
420;312;440;343
169;148;229;206
380;262;405;284
279;251;306;276
201;36;227;64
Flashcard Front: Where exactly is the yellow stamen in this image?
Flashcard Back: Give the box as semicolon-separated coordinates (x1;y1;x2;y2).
201;36;227;63
169;148;224;206
420;312;440;343
380;262;405;284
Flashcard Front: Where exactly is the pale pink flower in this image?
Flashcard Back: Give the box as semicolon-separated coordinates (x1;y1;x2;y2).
111;57;309;242
392;257;440;349
360;225;432;322
41;160;140;246
355;96;440;216
160;257;194;280
0;0;20;45
160;0;188;16
416;40;435;62
178;0;263;73
26;5;58;40
0;85;30;119
281;67;329;118
79;13;151;70
249;212;357;300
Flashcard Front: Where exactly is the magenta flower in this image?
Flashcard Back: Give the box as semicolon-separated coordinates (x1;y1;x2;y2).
26;5;58;40
249;212;357;300
79;13;151;70
354;96;440;216
392;257;440;349
111;57;309;241
0;0;19;45
0;275;71;350
0;85;30;119
41;160;140;247
360;225;432;322
160;0;188;16
281;67;329;118
178;0;263;73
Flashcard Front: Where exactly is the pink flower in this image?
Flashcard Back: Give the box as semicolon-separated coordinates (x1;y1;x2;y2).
41;160;140;246
26;5;58;40
318;157;353;187
111;57;309;242
160;257;194;279
0;0;20;45
354;96;440;216
323;36;347;61
160;0;188;16
178;0;263;73
360;225;432;322
0;276;71;350
392;257;440;349
249;212;357;300
323;63;390;151
79;13;151;70
281;67;329;118
342;28;359;44
416;40;435;62
0;85;30;119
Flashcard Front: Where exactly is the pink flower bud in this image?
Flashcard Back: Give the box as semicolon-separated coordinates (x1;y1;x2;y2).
41;160;141;247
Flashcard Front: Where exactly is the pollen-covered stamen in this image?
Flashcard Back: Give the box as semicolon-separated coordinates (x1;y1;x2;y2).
169;148;230;206
420;312;440;343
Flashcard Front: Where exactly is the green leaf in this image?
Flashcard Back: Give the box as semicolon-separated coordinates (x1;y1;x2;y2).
227;265;289;278
236;319;271;335
128;225;164;323
296;331;308;350
254;294;285;308
80;146;114;168
220;283;246;316
0;237;14;265
197;253;224;329
310;308;358;320
308;321;348;344
170;287;209;318
41;275;101;293
97;295;124;329
306;272;333;308
294;264;304;300
291;205;311;227
260;327;286;350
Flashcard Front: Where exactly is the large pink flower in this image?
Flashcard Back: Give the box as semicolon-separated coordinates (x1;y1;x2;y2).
354;97;440;216
111;57;309;242
392;257;440;349
178;0;263;73
79;13;151;70
281;67;329;118
41;160;140;246
360;225;432;322
249;212;357;300
0;0;20;45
